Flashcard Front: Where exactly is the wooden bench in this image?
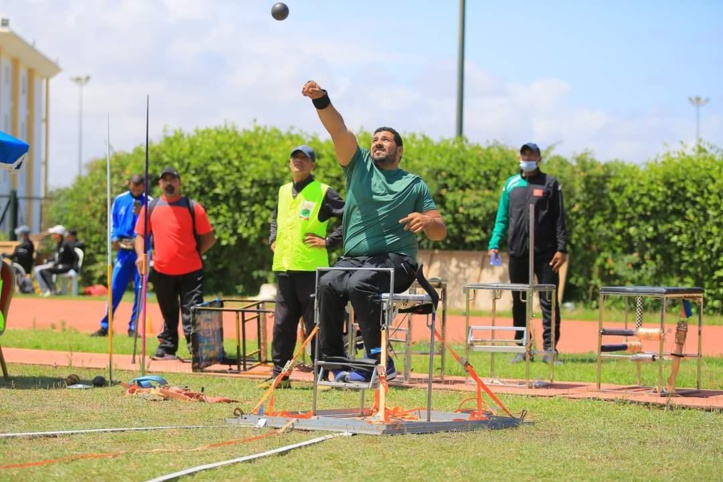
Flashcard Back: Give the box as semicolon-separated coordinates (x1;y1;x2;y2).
0;241;20;256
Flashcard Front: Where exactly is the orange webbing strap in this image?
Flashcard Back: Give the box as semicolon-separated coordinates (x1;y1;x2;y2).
369;378;423;423
0;426;289;471
370;374;389;423
251;325;320;415
185;432;275;451
464;366;494;420
0;452;124;470
266;410;314;419
374;326;389;422
434;328;516;418
123;384;239;403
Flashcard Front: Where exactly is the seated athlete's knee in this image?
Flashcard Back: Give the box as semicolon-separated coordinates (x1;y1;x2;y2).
317;274;341;295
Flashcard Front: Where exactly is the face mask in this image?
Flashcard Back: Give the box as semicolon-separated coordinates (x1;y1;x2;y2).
519;160;538;172
164;185;176;195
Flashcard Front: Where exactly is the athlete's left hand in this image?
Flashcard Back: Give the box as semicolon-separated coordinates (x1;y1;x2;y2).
549;251;568;272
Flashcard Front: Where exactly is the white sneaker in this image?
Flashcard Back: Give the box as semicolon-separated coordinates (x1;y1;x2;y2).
510;352;533;364
542;354;563;366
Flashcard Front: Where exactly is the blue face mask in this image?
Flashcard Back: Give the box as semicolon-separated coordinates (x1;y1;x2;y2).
519;160;538;172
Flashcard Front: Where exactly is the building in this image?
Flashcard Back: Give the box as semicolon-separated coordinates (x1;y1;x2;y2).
0;18;61;238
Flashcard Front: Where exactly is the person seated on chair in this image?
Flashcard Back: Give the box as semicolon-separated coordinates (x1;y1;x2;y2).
3;225;35;293
33;225;78;297
65;229;85;273
301;80;448;383
66;229;85;253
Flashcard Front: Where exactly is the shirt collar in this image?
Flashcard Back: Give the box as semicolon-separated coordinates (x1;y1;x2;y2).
293;174;315;193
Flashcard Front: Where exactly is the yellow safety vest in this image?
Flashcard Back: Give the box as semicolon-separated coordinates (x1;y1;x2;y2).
272;180;330;272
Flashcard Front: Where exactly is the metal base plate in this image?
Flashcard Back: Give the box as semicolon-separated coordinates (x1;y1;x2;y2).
483;378;551;389
226;408;525;436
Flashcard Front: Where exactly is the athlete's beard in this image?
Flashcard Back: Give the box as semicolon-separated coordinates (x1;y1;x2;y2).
372;147;396;166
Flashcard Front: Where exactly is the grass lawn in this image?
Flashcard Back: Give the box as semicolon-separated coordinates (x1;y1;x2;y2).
1;364;722;481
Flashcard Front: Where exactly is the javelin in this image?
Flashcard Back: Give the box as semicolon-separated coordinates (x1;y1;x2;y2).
106;113;114;384
138;95;150;376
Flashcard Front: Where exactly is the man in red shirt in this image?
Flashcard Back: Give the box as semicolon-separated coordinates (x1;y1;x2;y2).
134;167;216;360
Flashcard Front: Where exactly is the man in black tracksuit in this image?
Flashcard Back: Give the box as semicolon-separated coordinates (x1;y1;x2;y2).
4;225;35;293
5;225;34;275
488;142;568;364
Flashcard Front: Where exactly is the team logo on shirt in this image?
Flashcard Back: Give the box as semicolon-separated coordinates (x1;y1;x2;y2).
299;201;316;220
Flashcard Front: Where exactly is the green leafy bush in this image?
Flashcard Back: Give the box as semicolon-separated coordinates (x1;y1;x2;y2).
48;125;722;311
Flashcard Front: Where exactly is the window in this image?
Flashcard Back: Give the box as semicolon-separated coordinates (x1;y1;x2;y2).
21;74;26;95
3;65;8;85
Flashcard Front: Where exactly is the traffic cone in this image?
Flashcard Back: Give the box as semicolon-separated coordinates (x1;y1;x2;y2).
145;311;154;336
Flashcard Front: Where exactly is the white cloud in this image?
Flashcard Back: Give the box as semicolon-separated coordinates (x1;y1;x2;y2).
1;0;719;189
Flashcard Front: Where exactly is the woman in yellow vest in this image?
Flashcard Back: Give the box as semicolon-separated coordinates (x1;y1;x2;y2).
260;145;344;388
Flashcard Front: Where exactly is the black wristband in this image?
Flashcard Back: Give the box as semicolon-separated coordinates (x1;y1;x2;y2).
312;90;331;110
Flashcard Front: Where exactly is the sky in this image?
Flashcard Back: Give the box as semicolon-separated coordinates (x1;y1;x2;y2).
2;0;722;188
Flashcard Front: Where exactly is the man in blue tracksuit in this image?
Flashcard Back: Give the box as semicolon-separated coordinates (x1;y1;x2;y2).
91;174;151;337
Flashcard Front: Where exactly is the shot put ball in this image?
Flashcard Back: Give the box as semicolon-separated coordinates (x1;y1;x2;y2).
92;375;107;387
271;2;289;21
65;374;80;386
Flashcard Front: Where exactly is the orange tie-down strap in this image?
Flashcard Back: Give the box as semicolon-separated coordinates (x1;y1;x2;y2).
121;384;239;404
433;328;516;419
264;409;315;419
367;369;492;424
251;325;320;416
368;377;426;423
0;423;292;471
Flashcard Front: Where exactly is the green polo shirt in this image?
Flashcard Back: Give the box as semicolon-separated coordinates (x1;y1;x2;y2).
341;146;437;260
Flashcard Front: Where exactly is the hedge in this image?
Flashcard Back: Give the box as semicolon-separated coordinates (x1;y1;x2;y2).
48;124;723;311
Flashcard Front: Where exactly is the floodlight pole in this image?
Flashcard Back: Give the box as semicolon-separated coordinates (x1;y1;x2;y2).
688;96;710;142
455;0;466;138
70;75;91;177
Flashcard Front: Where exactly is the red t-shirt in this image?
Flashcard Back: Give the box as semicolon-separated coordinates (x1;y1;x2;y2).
134;196;213;275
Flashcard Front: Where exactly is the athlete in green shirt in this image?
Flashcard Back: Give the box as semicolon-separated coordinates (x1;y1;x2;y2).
301;80;447;383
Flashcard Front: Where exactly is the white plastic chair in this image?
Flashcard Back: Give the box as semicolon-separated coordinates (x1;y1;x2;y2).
56;248;84;296
10;262;26;294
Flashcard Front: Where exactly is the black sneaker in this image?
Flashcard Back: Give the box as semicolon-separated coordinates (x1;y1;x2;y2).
296;363;314;373
127;328;136;337
90;328;108;337
258;376;291;389
152;351;178;361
